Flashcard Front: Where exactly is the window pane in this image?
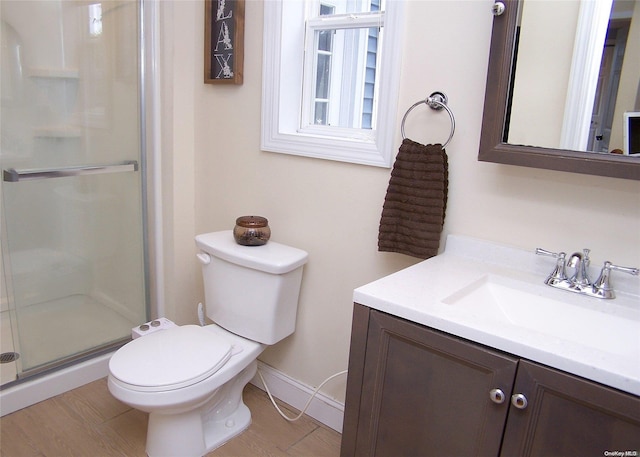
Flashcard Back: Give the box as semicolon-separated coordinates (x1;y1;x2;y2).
322;0;384;14
310;26;381;129
362;113;372;129
318;29;333;52
319;4;334;15
316;54;331;98
315;102;328;125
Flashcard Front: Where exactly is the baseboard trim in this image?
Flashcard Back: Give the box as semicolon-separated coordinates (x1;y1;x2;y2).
250;361;345;433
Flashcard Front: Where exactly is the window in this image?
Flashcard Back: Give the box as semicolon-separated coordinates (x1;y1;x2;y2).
262;0;404;167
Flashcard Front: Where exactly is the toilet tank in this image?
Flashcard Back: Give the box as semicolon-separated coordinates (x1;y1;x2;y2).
195;231;308;345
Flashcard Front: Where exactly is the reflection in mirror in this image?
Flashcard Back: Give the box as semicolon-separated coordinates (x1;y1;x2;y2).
507;0;638;155
479;0;640;180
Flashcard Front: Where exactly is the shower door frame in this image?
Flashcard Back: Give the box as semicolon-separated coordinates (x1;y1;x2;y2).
0;0;161;387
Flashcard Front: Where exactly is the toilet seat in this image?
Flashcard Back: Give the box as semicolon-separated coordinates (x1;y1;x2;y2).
109;325;232;392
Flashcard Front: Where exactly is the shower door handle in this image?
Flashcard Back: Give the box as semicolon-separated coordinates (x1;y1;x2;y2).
3;160;138;182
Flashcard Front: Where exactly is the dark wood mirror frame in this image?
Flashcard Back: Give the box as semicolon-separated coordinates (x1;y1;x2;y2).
478;0;640;181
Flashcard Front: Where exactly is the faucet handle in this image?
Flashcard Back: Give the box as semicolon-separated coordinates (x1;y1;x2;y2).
609;263;640;276
592;261;640;299
536;248;568;285
535;248;563;258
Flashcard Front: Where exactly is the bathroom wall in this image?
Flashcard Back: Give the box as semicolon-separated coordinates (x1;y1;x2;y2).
159;0;640;404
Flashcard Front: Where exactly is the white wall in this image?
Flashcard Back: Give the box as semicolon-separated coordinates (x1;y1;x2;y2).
159;0;640;404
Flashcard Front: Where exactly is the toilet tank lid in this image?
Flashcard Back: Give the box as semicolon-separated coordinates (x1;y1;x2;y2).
195;230;308;274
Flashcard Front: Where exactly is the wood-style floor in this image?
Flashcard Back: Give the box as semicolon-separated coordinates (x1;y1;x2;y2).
0;379;341;457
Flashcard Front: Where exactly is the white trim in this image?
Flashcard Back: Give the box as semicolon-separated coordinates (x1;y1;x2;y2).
250;361;346;433
560;0;612;151
261;0;404;168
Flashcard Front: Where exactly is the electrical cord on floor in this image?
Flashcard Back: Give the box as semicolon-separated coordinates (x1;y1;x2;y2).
257;368;348;422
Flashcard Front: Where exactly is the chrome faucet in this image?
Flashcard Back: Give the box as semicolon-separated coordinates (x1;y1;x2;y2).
536;248;639;299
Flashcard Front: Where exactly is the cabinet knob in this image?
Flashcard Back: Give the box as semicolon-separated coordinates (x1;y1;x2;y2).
489;388;506;404
511;393;528;409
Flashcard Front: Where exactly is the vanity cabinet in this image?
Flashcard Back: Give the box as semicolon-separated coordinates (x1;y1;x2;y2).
341;304;640;457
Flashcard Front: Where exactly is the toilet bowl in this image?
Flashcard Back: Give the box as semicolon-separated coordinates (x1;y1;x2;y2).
108;324;265;457
108;230;308;457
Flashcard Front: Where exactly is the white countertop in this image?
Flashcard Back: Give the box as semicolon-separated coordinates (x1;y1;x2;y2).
354;235;640;396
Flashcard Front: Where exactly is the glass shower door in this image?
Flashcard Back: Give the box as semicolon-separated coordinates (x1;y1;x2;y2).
0;0;147;380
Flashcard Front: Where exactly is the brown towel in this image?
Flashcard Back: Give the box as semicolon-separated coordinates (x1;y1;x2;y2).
378;138;448;259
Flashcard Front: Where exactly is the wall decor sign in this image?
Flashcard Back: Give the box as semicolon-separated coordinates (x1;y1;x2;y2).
204;0;244;85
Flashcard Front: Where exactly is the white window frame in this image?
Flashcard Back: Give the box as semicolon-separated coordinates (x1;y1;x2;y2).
261;0;404;168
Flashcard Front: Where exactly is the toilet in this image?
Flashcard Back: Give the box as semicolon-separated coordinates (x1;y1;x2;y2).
107;230;308;457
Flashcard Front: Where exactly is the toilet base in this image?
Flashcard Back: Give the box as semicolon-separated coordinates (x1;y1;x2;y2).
145;361;257;457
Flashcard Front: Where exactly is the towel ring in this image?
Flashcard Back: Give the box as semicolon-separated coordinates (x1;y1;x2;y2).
401;91;456;147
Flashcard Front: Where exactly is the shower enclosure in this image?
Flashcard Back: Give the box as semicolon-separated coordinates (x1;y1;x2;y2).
1;0;148;387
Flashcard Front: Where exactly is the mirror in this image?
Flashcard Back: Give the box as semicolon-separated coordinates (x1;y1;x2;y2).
479;0;640;180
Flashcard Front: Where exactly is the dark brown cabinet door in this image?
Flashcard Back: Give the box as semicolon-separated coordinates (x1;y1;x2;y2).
351;309;518;457
500;360;640;457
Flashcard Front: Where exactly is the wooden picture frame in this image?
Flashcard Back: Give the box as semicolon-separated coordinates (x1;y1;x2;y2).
204;0;244;85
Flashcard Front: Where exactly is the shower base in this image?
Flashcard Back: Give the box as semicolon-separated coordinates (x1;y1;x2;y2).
0;294;136;386
0;350;115;417
0;293;140;416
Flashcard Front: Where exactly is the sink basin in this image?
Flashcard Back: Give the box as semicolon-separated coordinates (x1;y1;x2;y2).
442;275;639;357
